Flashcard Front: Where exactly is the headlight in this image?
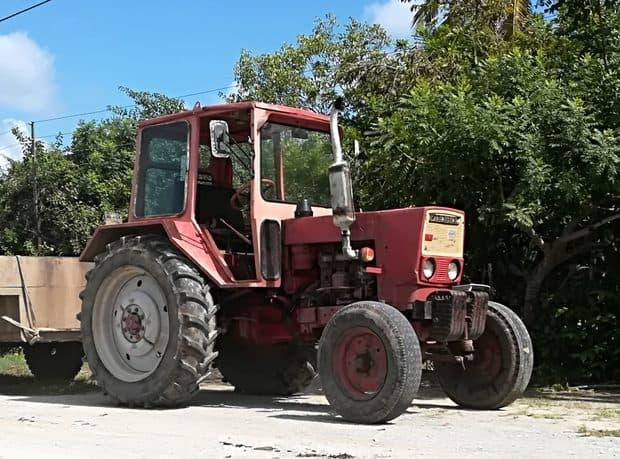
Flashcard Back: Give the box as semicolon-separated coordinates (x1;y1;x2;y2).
422;258;435;279
448;261;460;281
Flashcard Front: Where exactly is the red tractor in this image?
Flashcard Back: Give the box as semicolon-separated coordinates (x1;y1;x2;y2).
79;99;533;423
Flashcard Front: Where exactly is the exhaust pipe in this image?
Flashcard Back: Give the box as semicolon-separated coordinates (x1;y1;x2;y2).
328;98;357;260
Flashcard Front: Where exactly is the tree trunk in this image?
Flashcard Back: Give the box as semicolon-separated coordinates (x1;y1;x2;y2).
522;253;553;326
523;273;545;326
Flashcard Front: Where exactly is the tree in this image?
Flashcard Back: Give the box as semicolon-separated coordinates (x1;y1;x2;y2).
228;15;420;130
362;44;619;325
110;86;185;121
0;87;186;256
0;136;99;256
401;0;533;37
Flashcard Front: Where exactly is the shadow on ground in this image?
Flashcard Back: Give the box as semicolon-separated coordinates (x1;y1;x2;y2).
2;369;616;427
527;388;620;404
0;374;97;396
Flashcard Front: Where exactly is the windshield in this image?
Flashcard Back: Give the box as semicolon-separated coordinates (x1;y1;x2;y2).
260;122;332;207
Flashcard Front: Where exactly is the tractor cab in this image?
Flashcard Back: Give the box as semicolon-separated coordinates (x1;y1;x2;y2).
128;102;333;283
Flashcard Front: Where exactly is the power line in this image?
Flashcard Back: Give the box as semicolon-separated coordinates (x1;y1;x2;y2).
38;131;72;140
34;108;112;124
33;84;237;124
0;0;52;24
0;132;72;153
0;83;237;148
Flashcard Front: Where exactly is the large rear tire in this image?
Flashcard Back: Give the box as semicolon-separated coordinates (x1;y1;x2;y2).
216;338;315;395
80;235;218;407
318;301;422;424
435;301;533;409
24;342;84;381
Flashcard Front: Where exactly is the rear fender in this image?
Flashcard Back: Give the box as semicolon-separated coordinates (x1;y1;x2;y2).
80;222;166;261
80;220;231;286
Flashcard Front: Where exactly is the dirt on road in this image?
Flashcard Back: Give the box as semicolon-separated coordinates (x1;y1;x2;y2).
0;376;618;459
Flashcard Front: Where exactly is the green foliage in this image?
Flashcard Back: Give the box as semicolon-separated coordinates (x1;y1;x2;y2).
230;15;393;114
0;148;99;255
70;117;136;217
110;86;185;121
534;247;620;383
0;2;617;384
401;0;534;37
0;89;181;256
228;14;418;130
281;132;332;206
370;3;619;383
260;124;332;206
363;47;618;238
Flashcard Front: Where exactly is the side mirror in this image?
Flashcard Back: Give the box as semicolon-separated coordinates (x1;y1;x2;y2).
209;120;231;158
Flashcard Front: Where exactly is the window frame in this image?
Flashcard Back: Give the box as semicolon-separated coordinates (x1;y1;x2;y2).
258;121;332;209
133;120;191;219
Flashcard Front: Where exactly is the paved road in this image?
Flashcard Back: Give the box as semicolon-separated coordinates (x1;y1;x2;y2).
0;384;618;459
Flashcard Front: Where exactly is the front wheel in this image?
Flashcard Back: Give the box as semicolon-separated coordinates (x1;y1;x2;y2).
435;301;533;409
318;301;422;424
80;236;218;407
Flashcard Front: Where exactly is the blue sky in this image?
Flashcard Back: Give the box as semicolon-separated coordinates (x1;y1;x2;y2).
0;0;414;163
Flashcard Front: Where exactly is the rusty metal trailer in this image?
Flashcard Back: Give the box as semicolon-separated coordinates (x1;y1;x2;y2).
0;256;91;380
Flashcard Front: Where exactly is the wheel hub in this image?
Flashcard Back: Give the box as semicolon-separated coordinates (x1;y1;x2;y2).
121;305;145;343
469;330;502;381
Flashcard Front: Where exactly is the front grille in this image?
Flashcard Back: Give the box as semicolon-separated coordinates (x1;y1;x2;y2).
432;258;451;283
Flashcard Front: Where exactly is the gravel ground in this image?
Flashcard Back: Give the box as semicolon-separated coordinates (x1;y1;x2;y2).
0;381;618;459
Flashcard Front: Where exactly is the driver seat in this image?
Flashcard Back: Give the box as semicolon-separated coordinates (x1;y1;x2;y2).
195;184;245;231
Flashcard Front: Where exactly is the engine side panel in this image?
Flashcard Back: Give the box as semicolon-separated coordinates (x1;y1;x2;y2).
283;207;463;309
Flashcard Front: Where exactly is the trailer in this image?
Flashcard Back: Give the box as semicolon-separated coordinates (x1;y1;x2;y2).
0;256;91;380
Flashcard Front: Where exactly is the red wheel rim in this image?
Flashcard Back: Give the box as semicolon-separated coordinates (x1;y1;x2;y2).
333;327;388;401
470;329;502;380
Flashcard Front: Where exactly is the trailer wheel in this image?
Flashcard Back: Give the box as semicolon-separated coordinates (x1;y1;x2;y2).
80;235;218;407
24;342;84;381
435;301;533;409
216;338;315;395
318;301;422;424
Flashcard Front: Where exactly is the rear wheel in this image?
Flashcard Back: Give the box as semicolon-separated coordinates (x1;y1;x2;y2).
435;301;533;409
24;342;83;381
80;235;218;407
216;338;315;395
318;301;422;424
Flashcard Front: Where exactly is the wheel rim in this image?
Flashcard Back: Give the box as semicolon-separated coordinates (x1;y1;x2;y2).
92;266;170;383
467;328;502;383
334;327;387;401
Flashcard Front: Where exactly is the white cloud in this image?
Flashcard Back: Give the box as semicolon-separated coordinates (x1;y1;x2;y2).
364;0;416;38
0;118;27;169
0;32;56;113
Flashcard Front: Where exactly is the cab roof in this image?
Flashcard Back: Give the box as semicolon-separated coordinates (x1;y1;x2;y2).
138;101;330;128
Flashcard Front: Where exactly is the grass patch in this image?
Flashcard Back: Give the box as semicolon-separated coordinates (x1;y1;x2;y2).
0;349;30;377
589;407;620;422
577;426;620;438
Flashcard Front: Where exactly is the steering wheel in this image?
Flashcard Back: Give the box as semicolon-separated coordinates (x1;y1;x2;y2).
230;178;276;209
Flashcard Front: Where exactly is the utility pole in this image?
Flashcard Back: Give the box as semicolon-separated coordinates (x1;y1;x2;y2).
30;121;41;252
